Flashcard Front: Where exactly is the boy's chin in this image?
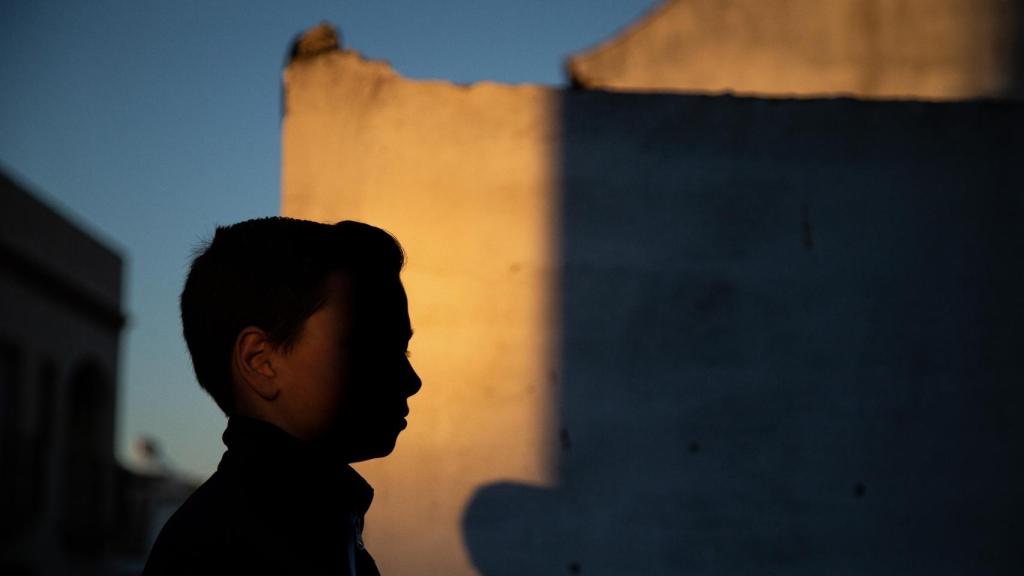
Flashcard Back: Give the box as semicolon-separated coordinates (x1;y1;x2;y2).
323;426;403;461
319;420;404;463
346;435;400;463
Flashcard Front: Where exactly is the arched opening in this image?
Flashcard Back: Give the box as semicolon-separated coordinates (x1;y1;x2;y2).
0;339;24;541
60;360;109;557
31;360;56;518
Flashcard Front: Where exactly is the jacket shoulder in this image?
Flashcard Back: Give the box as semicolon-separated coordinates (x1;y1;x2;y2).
142;472;237;574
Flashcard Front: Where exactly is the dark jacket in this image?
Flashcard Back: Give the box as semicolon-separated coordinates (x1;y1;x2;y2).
142;417;380;575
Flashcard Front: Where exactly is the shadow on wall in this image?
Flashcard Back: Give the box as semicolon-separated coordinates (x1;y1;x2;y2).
464;92;1024;574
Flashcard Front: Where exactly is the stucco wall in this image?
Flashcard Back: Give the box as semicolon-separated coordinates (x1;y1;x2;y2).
282;36;1023;575
568;0;1024;100
283;47;560;576
478;93;1023;575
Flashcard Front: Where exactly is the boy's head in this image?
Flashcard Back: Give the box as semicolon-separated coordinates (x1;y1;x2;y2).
180;217;420;461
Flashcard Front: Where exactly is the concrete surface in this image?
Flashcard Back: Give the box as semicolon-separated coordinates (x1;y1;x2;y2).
282;25;1023;576
283;41;560;576
568;0;1024;100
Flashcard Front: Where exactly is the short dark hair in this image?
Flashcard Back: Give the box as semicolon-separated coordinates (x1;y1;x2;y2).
180;217;404;414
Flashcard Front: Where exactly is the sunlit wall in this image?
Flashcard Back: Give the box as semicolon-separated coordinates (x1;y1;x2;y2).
569;0;1024;100
282;16;1024;575
282;43;560;575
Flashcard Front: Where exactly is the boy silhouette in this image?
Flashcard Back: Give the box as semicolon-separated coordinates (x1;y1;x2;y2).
143;218;421;575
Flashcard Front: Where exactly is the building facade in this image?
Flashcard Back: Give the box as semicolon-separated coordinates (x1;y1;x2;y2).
0;170;124;574
281;4;1024;574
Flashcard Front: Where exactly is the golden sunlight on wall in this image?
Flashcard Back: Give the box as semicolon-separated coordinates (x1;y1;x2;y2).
568;0;1023;100
282;45;560;576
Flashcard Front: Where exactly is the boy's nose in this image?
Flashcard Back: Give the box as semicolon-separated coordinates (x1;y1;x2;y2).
404;362;422;397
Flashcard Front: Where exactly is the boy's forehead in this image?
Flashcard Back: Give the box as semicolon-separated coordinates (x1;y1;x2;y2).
327;270;411;335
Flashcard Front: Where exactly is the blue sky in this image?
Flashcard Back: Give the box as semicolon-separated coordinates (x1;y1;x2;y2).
0;0;658;479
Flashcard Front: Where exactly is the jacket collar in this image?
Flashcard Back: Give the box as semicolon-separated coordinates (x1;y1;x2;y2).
219;416;374;517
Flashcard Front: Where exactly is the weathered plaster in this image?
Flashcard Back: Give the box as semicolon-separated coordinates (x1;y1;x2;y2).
568;0;1024;100
282;22;1024;576
283;41;560;576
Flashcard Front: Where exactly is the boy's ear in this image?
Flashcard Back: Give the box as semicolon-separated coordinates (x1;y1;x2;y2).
233;327;280;401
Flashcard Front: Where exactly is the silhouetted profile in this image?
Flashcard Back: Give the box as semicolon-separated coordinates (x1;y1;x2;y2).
143;218;420;575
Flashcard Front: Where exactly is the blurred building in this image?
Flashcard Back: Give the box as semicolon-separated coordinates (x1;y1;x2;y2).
0;171;194;575
0;170;123;574
282;2;1023;574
